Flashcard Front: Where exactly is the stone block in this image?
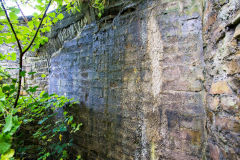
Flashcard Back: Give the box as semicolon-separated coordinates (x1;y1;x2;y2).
209;143;220;160
233;24;240;39
208;96;219;111
210;81;232;94
179;128;202;146
215;116;240;133
221;96;239;113
160;92;205;115
224;59;240;75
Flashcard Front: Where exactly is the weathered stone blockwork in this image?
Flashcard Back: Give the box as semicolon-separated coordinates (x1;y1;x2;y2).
1;0;239;159
46;0;207;159
203;0;240;159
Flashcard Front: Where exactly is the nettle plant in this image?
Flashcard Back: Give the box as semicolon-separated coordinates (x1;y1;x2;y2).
0;0;105;159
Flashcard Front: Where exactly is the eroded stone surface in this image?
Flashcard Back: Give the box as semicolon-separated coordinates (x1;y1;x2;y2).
210;81;232;94
204;0;240;159
1;0;239;159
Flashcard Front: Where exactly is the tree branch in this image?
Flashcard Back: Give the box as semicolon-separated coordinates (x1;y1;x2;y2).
1;0;23;108
15;0;28;23
1;0;52;108
0;0;22;53
13;0;52;108
22;0;52;55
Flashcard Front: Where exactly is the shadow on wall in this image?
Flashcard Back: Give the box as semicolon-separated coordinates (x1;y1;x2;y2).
47;1;143;159
65;102;121;159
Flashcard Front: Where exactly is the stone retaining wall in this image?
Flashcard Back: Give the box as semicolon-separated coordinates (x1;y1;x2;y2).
1;0;239;159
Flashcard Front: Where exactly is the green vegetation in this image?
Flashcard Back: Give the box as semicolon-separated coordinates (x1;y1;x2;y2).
0;0;105;159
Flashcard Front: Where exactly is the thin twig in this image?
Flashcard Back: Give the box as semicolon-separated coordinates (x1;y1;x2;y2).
0;0;22;53
22;0;52;55
15;0;29;23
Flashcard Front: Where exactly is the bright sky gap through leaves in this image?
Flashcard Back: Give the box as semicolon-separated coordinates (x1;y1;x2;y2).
4;0;56;16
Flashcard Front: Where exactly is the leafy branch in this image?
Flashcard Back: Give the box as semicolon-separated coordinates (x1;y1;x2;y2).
0;0;52;108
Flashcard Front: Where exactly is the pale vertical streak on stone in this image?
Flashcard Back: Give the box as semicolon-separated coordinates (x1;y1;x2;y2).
147;11;163;98
140;10;164;160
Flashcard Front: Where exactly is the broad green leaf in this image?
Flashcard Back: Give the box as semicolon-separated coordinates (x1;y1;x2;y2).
35;5;44;11
2;85;10;92
3;114;13;133
48;12;56;18
41;92;49;98
33;12;39;18
27;86;38;93
0;149;14;160
57;13;64;20
0;53;5;60
39;91;45;97
0;101;4;113
28;72;36;75
0;25;4;31
0;134;11;154
20;71;26;77
9;116;21;135
10;52;16;61
0;8;5;17
53;18;58;23
41;74;46;78
10;7;20;14
28;21;34;30
6;53;16;61
0;88;5;102
9;12;18;21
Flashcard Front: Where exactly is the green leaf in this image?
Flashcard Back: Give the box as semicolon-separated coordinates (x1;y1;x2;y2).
11;52;16;61
0;101;4;112
33;12;39;18
2;85;10;92
39;91;45;97
0;53;5;60
59;125;67;132
9;116;21;135
10;7;20;14
28;72;36;75
0;88;5;102
42;92;49;98
35;5;44;11
38;117;48;125
28;21;34;30
53;18;58;23
1;149;15;160
57;13;64;20
3;114;13;133
9;12;18;21
27;86;38;93
0;25;4;31
41;74;46;78
0;8;5;17
48;12;56;18
73;123;82;133
20;71;26;77
0;134;11;154
7;52;16;61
